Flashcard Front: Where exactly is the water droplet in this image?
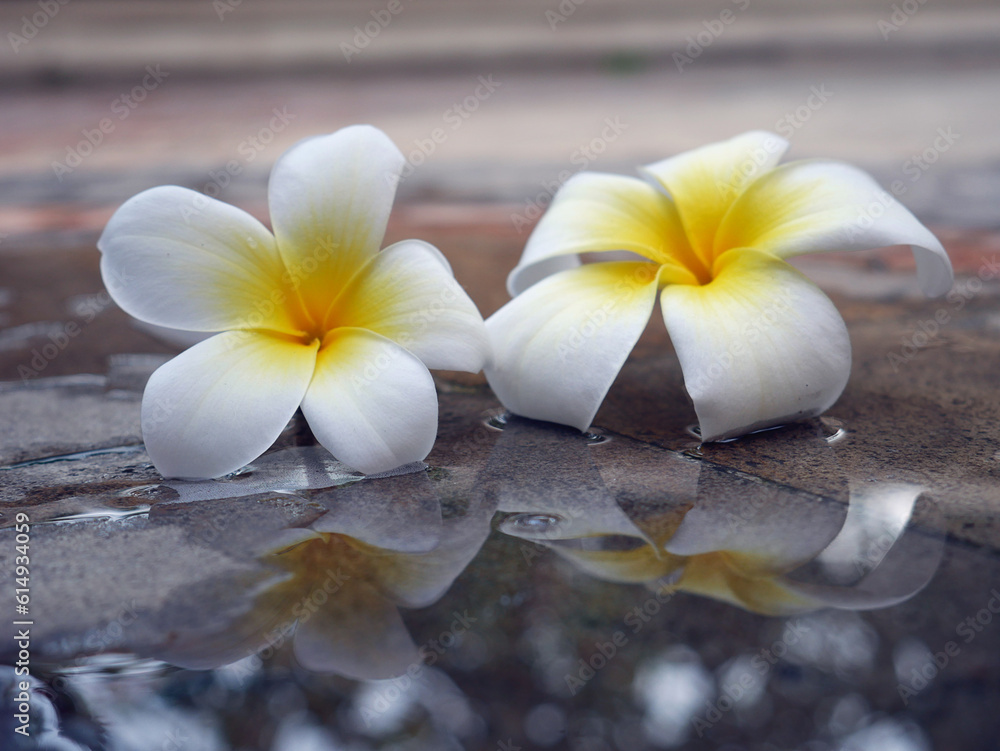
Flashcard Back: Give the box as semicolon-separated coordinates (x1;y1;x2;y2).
485;411;509;431
584;427;610;445
820;416;847;444
685;424;702;439
246;236;258;248
1;445;144;470
498;512;564;536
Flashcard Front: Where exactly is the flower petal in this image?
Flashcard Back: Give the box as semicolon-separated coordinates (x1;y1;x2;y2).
268;125;406;324
98;186;304;334
677;556;825;616
292;579;419;680
378;535;487;608
330;239;489;372
312;477;444;553
131;321;213;350
788;486;942;611
555;546;684;586
660;249;851;441
663;484;848;576
377;469;499;608
301;329;438;474
486;261;660;431
716;159;953;296
508;172;698;295
640;131;789;269
142;331;318;479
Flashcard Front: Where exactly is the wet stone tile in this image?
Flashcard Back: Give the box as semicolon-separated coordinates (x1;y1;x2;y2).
0;377;143;467
1;233;1000;750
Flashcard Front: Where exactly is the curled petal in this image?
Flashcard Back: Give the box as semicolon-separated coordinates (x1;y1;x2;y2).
98;186;304;334
486;261;660;431
141;331;318;479
717;159;953;296
790;486;942;611
660;249;851;442
301;329;438;475
640;131;789;268
268;125;406;324
331;239;489;372
509;172;697;295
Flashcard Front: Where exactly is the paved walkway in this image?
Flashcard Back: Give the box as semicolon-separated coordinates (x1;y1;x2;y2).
1;0;999;243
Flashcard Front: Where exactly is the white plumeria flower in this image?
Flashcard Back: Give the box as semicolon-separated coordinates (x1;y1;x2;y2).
99;125;489;479
485;130;953;441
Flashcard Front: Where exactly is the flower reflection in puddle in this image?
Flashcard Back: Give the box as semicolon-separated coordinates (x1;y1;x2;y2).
154;468;495;681
484;417;945;748
7;408;953;749
17;446;495;695
489;417;943;617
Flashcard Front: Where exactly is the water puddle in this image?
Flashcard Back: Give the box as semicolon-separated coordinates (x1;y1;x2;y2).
0;371;989;750
0;445;145;470
32;505;152;526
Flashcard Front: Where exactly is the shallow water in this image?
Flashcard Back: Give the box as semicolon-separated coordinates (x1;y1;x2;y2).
2;241;1000;750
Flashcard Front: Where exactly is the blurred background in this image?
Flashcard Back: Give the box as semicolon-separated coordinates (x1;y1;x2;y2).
2;0;999;255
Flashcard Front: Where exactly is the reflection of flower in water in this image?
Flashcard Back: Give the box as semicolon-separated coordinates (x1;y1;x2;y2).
258;530;435;680
488;417;943;615
501;465;942;615
158;470;494;681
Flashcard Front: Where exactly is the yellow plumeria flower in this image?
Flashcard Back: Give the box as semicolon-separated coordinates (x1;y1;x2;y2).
99;125;489;479
485;131;953;441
